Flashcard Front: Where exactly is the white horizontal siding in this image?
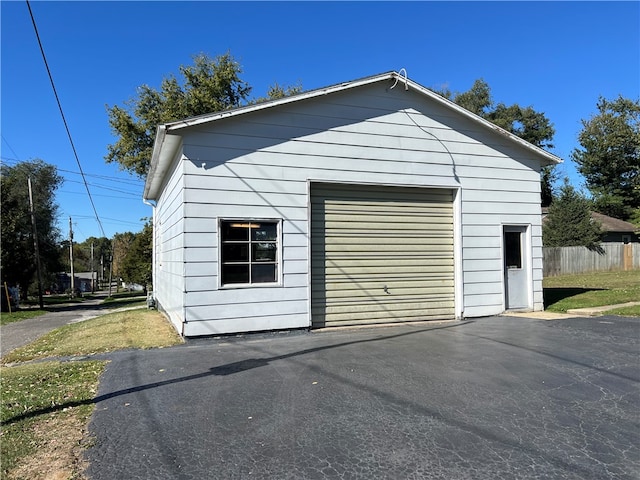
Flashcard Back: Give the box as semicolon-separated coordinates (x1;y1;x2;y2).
153;82;546;334
154;154;187;333
183;313;308;336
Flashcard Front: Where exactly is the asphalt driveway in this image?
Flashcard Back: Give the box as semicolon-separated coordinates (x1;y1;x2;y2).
84;315;639;479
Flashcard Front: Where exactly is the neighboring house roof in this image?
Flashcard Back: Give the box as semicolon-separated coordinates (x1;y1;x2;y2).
541;208;638;233
144;71;562;201
590;212;638;233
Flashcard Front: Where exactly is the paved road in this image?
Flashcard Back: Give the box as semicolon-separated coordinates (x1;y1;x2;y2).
83;315;640;480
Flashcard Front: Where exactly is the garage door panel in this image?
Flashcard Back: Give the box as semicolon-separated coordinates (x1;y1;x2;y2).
319;258;453;268
311;183;455;328
312;305;454;324
313;278;454;292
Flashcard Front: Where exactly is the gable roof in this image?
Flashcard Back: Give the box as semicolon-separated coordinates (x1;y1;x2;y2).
591;212;638;233
144;71;562;200
542;208;639;233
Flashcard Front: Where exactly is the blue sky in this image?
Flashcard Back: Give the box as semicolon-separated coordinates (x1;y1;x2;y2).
2;1;639;243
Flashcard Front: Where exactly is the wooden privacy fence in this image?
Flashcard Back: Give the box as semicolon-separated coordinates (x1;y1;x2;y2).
543;242;639;277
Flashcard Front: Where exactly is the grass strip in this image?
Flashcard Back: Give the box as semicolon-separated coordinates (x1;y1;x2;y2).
0;309;47;326
2;309;183;364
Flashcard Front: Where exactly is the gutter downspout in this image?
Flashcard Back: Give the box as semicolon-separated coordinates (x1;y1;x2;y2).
143;198;157;308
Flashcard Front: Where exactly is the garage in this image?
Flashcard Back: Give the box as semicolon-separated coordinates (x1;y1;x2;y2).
144;71;559;336
311;183;455;328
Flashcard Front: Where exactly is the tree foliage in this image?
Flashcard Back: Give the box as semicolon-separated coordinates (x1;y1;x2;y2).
70;237;112;278
106;53;252;177
251;81;303;103
106;52;304;178
437;79;556;150
119;222;153;290
1;160;64;300
436;79;557;204
571;95;640;220
111;231;136;280
542;180;602;249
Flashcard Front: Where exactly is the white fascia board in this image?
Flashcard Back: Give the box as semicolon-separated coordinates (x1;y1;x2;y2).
143;125;183;201
403;79;563;166
162;70;561;166
162;72;399;133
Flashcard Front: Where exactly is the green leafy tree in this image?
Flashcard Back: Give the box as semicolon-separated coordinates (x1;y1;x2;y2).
435;79;557;203
251;81;303;103
106;53;252;177
540;165;558;208
571;95;640;220
106;52;303;178
1;160;64;301
111;231;136;284
71;237;112;280
542;180;602;249
119;222;153;292
437;79;556;150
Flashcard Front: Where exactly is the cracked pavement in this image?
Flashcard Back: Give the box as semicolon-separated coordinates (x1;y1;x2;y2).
84;315;639;479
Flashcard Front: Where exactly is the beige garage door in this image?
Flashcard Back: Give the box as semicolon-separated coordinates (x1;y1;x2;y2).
311;183;455;328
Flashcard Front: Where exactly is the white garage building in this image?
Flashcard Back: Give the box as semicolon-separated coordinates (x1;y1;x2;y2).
143;71;560;337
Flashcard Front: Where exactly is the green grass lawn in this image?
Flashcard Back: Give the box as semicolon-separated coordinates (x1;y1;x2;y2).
543;270;640;315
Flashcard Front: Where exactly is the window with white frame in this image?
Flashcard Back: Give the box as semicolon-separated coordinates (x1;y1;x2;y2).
220;220;279;285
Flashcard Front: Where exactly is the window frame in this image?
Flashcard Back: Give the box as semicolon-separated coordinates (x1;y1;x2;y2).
218;218;282;288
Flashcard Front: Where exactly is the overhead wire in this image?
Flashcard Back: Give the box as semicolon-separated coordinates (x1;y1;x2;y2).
1;155;144;187
26;0;107;238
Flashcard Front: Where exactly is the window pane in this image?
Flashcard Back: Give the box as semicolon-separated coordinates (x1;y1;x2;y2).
251;264;276;283
222;244;249;262
252;242;276;262
505;232;522;269
251;223;277;241
222;264;249;284
222;222;249;241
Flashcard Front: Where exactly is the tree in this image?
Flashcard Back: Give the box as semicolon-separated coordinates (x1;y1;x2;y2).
540;165;558;208
251;81;303;103
437;79;556;150
542;179;602;249
119;222;153;291
106;52;303;179
71;236;112;281
571;95;640;220
106;53;252;177
1;160;64;301
111;231;136;284
435;79;557;203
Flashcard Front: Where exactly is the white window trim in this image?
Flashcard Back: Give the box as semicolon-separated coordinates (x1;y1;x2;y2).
218;218;283;289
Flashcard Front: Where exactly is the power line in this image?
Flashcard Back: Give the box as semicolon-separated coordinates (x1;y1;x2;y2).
26;0;107;238
1;155;144;186
1;135;21;161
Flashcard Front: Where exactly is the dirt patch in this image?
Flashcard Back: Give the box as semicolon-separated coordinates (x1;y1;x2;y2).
6;412;90;480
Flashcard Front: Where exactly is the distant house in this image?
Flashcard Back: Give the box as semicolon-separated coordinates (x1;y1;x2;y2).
143;71;560;337
541;209;639;244
55;272;95;294
590;212;639;243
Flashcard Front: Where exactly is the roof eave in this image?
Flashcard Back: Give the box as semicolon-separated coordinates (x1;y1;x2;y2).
162;70;562;166
143;125;183;201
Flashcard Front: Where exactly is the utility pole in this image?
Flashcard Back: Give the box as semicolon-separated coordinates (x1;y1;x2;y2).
90;242;95;293
108;250;113;297
28;176;44;309
69;217;75;297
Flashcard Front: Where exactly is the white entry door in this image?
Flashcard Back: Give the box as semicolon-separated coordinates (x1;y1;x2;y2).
503;225;530;310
